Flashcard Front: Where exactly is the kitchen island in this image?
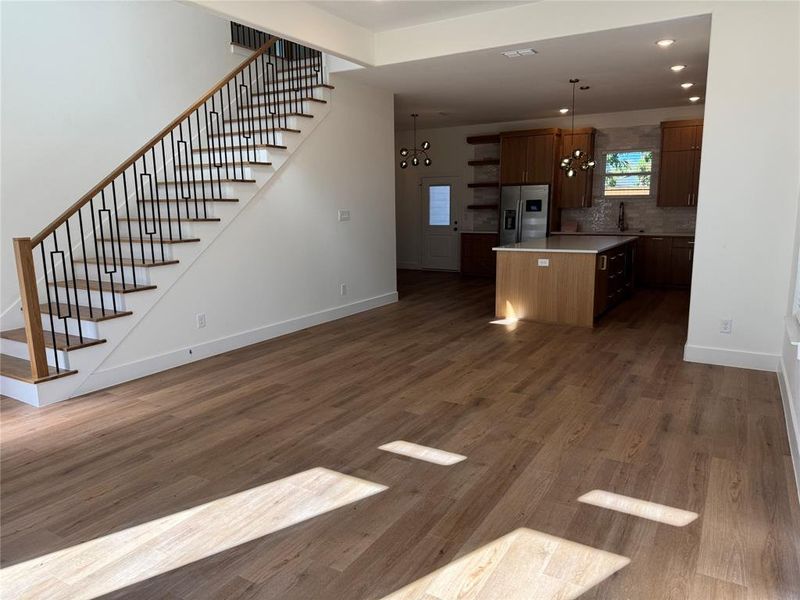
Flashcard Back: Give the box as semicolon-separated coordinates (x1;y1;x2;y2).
493;235;638;327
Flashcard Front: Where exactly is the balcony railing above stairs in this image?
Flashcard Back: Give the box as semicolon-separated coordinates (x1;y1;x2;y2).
12;28;326;381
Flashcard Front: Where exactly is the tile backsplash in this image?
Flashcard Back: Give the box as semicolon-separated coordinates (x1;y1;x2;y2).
561;124;697;233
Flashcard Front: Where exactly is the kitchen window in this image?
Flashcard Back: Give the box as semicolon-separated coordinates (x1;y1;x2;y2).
603;150;653;197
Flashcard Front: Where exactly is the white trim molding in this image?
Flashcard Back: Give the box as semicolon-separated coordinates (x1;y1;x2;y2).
683;344;780;372
779;356;800;503
76;292;398;397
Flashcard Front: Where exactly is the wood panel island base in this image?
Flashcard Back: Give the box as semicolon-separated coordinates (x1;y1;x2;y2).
494;236;637;327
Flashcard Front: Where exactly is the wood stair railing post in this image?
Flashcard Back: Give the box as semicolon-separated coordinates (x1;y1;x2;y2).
13;238;49;379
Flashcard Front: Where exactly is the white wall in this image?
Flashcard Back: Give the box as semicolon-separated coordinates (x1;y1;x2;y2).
396;105;704;269
1;0;243;316
93;75;397;377
684;1;800;371
780;193;800;500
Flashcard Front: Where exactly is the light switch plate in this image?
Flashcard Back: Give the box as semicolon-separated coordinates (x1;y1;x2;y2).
338;209;351;222
538;258;550;267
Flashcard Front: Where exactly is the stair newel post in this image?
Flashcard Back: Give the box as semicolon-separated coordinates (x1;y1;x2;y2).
13;237;49;379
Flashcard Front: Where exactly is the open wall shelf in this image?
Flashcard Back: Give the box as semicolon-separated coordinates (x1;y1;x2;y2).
468;182;499;188
467;204;499;210
468;159;500;166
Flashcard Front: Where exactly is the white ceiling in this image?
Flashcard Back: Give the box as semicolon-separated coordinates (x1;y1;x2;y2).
335;15;711;129
308;1;534;32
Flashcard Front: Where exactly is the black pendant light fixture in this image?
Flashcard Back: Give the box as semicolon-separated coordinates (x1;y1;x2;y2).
560;78;595;178
399;113;431;169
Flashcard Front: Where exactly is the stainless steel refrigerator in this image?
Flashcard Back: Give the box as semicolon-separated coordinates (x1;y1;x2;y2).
499;185;550;245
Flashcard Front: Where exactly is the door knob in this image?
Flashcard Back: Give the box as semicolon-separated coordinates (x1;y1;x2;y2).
453;227;458;231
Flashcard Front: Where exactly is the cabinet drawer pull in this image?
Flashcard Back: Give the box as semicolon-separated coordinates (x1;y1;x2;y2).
651;237;664;240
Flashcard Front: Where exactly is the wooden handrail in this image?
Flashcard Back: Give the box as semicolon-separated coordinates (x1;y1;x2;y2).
31;36;278;246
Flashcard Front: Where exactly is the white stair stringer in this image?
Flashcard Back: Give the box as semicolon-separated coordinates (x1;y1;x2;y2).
0;88;332;407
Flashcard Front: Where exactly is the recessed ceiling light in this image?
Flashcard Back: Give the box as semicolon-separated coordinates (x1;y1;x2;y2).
670;64;686;72
689;96;701;102
681;82;694;89
501;48;537;58
656;39;675;47
559;108;569;114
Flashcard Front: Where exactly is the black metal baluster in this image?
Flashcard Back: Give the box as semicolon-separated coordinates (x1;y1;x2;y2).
76;207;95;318
39;244;59;373
88;196;107;316
135;160;155;264
98;189;119;312
122;170;141;286
170;130;184;238
64;218;84;343
50;231;71;353
110;180;127;290
186;115;200;219
160;139;174;241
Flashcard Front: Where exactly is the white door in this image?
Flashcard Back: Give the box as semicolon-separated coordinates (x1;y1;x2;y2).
421;178;459;271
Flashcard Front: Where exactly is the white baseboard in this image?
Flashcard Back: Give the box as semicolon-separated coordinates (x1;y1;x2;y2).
77;291;398;396
683;343;780;372
778;357;800;503
396;262;422;271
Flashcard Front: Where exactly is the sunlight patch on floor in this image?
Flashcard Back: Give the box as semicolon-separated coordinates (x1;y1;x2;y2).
1;468;387;600
578;490;698;527
381;528;630;600
379;440;466;465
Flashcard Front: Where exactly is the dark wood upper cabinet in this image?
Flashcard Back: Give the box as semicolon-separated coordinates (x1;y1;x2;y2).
499;129;560;186
657;150;695;206
557;129;596;208
500;136;527;185
525;134;555;183
657;119;703;207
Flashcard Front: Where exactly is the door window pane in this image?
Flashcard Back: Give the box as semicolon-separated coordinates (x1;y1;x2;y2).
428;185;451;226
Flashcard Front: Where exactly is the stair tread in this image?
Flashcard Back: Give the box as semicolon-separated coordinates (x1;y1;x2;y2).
54;280;157;294
1;328;106;352
80;257;178;267
40;303;132;322
137;198;239;205
211;128;301;137
193;143;287;151
250;97;327;106
254;84;334;97
126;215;223;221
0;354;77;384
97;237;200;244
157;178;255;185
176;161;272;168
134;198;238;203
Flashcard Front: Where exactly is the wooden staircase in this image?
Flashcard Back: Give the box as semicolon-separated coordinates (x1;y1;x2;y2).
0;32;333;406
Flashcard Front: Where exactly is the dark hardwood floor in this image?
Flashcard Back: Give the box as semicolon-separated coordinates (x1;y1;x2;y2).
2;270;798;599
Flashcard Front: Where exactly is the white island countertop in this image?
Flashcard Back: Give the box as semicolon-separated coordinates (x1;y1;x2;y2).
493;235;638;254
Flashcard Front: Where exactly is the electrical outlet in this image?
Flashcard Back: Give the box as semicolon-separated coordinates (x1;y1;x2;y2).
340;283;347;296
196;313;207;329
720;319;732;334
338;209;351;222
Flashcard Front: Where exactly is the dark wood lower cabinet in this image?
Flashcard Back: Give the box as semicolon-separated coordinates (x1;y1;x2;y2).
636;236;694;288
460;233;498;277
594;242;635;316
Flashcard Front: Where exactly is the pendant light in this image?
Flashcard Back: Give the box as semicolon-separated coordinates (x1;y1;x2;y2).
560;78;595;178
399;113;431;168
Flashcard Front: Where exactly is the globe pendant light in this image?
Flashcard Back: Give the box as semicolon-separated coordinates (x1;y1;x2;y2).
560;79;595;178
399;113;432;168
